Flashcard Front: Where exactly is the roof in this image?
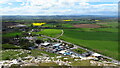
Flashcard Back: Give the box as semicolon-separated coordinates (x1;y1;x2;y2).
59;50;67;54
92;53;101;56
53;43;61;46
41;42;50;45
16;24;26;27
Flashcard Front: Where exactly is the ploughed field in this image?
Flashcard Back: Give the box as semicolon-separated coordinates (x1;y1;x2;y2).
73;24;101;28
60;29;118;60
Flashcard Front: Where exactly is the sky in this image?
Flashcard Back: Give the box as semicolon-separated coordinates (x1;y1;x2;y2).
0;0;119;16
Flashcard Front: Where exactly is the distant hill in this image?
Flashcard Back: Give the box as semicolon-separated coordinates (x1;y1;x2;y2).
2;15;117;20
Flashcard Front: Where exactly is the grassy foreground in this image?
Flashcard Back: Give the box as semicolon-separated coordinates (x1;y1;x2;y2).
2;49;57;60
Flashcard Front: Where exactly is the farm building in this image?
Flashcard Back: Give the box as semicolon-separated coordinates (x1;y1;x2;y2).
8;24;27;28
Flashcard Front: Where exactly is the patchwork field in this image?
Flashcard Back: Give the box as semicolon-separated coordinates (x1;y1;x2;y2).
34;20;119;60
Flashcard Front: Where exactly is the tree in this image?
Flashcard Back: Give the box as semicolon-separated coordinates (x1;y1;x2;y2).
56;24;62;27
15;35;19;39
35;40;44;45
68;44;74;48
19;39;34;49
2;37;10;44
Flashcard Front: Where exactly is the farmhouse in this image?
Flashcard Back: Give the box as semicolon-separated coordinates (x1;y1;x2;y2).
41;42;50;46
16;24;27;27
8;24;27;28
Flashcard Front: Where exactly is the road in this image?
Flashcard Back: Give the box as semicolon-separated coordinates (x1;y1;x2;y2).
41;35;120;64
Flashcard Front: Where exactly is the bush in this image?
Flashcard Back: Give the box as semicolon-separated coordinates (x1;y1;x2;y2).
2;44;21;49
19;39;34;49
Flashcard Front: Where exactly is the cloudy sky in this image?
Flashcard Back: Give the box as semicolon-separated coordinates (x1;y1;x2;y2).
0;0;119;15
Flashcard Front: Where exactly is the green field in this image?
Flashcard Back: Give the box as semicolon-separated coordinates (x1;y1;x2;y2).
92;28;118;32
66;28;118;33
62;24;74;27
97;22;118;28
60;29;118;60
32;29;62;37
3;32;22;37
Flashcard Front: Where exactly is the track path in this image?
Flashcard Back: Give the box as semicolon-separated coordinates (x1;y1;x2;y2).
56;30;64;38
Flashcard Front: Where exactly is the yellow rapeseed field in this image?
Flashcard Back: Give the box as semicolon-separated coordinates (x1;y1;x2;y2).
62;20;73;21
32;23;46;26
95;20;100;21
